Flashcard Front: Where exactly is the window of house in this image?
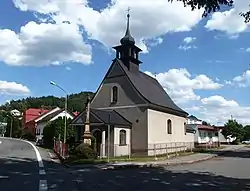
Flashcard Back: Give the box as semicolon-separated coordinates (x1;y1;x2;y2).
184;122;186;135
167;119;172;134
119;130;126;145
111;86;118;103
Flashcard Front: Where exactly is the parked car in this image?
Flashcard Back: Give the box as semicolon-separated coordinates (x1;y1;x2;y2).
242;140;250;144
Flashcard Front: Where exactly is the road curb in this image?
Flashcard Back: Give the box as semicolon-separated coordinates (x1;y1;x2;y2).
101;156;217;170
58;146;244;171
98;149;242;170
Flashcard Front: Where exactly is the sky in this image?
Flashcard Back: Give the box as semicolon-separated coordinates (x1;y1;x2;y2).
1;0;250;125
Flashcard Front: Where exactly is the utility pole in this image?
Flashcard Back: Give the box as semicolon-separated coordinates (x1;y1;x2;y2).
10;117;13;138
50;81;68;144
107;112;111;162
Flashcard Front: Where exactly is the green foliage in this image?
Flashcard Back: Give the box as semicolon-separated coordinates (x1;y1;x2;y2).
170;1;250;23
71;143;98;160
21;130;35;141
4;117;22;138
222;119;244;142
243;125;250;141
0;91;94;113
43;117;75;148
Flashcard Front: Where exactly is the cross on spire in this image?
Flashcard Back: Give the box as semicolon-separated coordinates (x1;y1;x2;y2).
127;7;130;16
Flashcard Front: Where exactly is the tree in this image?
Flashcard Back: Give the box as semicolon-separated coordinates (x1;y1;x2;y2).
4;117;22;138
222;119;244;142
0;91;94;113
43;117;75;148
171;0;250;23
243;125;250;140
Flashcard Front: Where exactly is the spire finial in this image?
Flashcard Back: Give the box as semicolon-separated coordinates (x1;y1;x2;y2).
120;7;135;45
127;7;130;17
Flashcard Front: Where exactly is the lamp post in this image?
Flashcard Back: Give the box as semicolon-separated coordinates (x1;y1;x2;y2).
50;81;68;144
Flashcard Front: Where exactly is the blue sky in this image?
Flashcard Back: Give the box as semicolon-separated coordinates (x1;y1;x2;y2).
1;0;250;124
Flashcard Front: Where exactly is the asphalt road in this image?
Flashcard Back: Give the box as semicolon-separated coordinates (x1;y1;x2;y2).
0;138;250;191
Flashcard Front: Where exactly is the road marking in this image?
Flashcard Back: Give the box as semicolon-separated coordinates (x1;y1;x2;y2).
39;169;46;175
1;138;48;191
0;175;9;179
23;140;44;168
39;180;48;191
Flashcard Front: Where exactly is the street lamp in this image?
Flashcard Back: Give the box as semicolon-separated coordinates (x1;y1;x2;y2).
50;81;68;144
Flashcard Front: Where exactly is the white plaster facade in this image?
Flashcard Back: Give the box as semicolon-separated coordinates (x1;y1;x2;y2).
187;118;202;125
98;127;131;157
36;111;74;140
147;109;194;156
92;109;196;157
194;129;219;144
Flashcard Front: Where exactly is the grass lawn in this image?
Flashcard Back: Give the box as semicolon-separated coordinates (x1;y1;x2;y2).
64;151;195;166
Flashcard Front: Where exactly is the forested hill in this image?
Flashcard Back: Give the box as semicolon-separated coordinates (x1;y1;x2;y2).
0;91;95;112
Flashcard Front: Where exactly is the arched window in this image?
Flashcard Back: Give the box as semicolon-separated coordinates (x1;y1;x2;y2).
112;86;118;103
184;122;186;135
119;130;126;145
167;119;172;134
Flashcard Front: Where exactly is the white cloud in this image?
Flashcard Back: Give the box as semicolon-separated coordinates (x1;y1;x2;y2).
65;66;72;71
12;0;203;55
195;95;250;125
201;95;239;108
0;21;92;66
183;37;196;44
145;68;222;104
179;36;197;51
0;80;30;95
240;47;250;52
205;1;250;35
144;69;250;125
232;70;250;87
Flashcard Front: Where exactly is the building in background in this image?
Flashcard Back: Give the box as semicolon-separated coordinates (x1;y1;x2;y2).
22;108;49;135
35;108;75;140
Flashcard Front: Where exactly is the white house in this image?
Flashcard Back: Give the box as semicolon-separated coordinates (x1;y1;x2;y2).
187;115;202;125
186;124;220;147
35;107;74;140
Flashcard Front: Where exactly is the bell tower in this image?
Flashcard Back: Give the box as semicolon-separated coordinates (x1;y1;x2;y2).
113;8;142;72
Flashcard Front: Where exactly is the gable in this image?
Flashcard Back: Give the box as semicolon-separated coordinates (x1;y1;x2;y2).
35;107;61;122
106;61;125;78
50;111;74;122
91;60;147;109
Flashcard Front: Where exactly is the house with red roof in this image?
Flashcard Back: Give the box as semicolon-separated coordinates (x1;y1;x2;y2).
22;107;78;137
22;108;49;135
35;107;75;140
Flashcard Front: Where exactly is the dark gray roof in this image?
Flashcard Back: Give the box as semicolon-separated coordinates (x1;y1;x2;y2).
186;124;196;134
187;115;201;121
116;59;188;117
70;108;131;127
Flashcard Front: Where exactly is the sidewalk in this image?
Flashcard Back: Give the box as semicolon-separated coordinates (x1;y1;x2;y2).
67;144;245;172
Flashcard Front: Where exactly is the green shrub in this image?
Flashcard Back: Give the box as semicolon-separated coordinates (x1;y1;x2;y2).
21;130;35;141
72;143;98;160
